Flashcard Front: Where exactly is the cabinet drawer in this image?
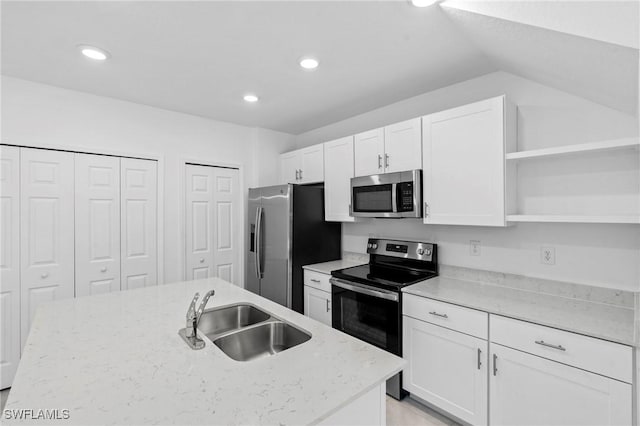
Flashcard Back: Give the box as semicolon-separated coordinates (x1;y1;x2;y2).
403;294;488;339
490;315;632;383
303;270;332;293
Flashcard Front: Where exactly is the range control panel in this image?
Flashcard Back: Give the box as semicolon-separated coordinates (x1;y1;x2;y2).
366;238;434;261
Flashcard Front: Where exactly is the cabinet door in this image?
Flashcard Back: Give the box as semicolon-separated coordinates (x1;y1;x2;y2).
490;343;632;426
185;164;215;280
20;148;75;348
75;154;121;297
324;137;356;222
354;128;384;177
423;96;506;226
299;145;324;183
383;118;422;173
304;285;331;326
121;158;158;290
280;151;300;184
403;317;488;425
0;145;21;389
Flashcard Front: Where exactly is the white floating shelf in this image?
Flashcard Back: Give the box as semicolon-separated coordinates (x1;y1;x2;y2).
507;215;640;224
505;138;640;161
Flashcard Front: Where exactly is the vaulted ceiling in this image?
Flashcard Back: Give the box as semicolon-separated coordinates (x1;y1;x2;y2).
1;1;637;134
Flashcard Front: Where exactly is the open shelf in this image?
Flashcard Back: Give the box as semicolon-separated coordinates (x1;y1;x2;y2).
507;215;640;224
505;138;639;161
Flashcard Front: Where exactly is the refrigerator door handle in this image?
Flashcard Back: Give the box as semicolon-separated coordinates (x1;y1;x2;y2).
254;206;261;279
256;206;264;278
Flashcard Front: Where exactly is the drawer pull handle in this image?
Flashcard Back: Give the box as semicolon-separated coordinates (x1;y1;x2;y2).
477;348;482;370
535;340;566;351
493;354;498;376
326;299;330;312
310;279;321;283
429;311;448;319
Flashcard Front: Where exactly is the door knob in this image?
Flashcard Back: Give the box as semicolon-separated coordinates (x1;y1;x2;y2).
199;258;205;263
100;267;107;273
41;272;49;279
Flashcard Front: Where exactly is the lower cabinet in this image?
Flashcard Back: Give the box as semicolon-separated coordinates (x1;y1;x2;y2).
490;343;632;426
403;316;488;426
304;285;331;326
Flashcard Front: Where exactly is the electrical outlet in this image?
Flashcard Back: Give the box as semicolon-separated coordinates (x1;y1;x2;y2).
541;246;555;265
470;240;481;256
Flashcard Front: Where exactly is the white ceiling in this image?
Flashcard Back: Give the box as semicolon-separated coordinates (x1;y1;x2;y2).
1;1;637;135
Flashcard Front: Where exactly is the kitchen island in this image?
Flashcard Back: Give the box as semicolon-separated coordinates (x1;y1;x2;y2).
4;278;404;425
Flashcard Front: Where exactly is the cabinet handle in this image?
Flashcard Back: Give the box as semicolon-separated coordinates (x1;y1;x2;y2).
385;153;389;169
424;202;429;217
493;353;498;376
477;348;482;370
535;340;566;351
310;279;321;283
326;299;331;312
428;311;448;319
295;169;300;180
41;272;49;279
299;169;303;180
378;154;383;169
100;267;108;273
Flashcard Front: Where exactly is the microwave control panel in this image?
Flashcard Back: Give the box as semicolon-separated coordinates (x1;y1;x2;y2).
397;182;414;212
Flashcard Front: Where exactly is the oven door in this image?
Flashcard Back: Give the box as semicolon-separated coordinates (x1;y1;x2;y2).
330;278;400;355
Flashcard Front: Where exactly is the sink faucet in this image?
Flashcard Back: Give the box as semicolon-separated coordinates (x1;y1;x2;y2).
182;290;215;349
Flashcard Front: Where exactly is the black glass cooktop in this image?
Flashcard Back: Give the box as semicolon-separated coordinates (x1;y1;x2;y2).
331;264;437;290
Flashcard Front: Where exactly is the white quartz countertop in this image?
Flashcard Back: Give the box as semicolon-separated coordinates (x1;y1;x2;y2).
302;259;366;275
5;278;404;425
403;276;635;346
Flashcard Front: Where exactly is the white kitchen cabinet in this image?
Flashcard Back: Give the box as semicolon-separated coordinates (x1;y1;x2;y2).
324;136;356;222
489;343;632;426
354;119;422;177
403;315;488;425
0;145;21;389
75;154;121;297
304;285;332;326
20;148;75;348
279;145;324;184
120;158;158;290
422;96;515;226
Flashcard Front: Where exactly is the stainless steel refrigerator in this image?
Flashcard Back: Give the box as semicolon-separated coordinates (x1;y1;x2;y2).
246;184;341;313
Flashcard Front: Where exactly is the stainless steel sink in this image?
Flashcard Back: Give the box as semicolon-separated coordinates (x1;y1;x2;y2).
197;304;271;339
213;321;312;362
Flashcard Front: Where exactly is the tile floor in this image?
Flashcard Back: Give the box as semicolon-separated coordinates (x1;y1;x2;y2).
1;387;457;425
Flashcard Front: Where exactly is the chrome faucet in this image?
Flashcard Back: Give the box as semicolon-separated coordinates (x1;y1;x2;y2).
180;290;215;350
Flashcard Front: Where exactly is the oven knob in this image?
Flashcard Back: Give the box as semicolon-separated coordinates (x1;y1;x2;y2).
367;243;372;249
426;249;431;255
372;243;378;249
417;248;424;255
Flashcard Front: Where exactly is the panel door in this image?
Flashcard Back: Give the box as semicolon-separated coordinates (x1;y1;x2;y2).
0;145;21;389
383;118;422;173
20;148;75;348
185;165;215;280
304;285;331;326
75;154;121;297
211;167;241;285
280;151;300;184
324;136;356;222
121;158;158;290
403;317;488;426
490;343;632;426
299;145;324;183
423;96;506;226
354;128;385;177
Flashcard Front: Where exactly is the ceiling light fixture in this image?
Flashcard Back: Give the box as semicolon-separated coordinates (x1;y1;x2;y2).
78;45;110;61
410;0;438;7
243;94;259;103
299;57;319;70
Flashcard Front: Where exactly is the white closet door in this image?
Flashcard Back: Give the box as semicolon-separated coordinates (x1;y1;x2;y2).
211;167;241;285
120;158;157;290
185;165;215;280
0;145;21;389
20;148;75;348
75;154;121;297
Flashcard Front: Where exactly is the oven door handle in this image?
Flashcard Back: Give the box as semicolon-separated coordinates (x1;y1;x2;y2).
330;278;399;302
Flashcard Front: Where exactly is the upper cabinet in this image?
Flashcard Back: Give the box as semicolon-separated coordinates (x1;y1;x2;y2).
279;145;324;184
324;136;356;222
354;118;422;177
422;96;515;227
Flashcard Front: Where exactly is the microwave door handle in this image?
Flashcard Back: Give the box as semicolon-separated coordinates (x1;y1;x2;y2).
391;183;398;213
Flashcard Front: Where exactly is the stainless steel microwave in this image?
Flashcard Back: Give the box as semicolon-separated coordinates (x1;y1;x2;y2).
350;170;422;218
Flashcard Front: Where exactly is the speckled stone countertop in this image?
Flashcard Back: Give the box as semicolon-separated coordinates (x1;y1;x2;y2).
403;275;635;346
302;259;366;275
5;278;404;425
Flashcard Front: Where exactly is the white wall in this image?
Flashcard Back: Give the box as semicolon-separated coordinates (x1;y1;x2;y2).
295;72;640;291
1;76;296;284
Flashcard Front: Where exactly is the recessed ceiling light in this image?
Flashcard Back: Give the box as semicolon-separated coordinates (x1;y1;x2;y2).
78;45;110;61
410;0;438;7
299;57;319;70
243;94;259;103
